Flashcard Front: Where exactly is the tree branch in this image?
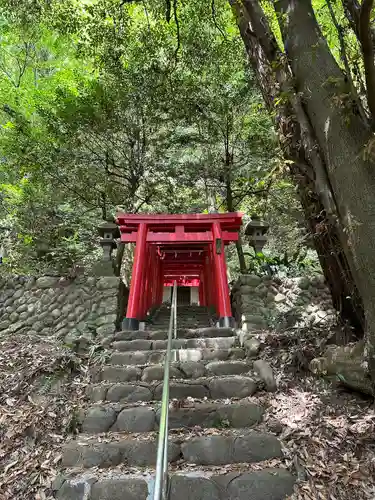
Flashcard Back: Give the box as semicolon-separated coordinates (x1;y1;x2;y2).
165;0;171;22
173;0;180;61
15;42;31;88
341;0;361;35
326;0;370;127
211;0;227;39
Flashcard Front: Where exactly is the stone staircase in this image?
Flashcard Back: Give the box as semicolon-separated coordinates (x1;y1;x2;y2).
150;304;213;329
55;306;295;500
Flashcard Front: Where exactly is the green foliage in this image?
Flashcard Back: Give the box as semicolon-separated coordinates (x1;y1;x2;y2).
0;0;313;274
243;249;321;278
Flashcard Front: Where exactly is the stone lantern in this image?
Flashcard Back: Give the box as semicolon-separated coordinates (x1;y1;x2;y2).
244;215;269;252
94;221;120;276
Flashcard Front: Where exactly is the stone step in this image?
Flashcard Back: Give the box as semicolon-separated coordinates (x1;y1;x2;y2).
81;400;264;434
112;336;239;352
152;318;209;324
55;467;295;500
62;429;283;468
151;322;210;328
155;308;209;314
157;305;207;308
95;360;252;383
88;375;258;402
108;347;246;365
153;313;209;319
151;320;210;327
155;310;208;313
115;327;235;341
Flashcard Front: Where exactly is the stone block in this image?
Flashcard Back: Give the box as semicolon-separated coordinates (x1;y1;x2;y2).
154;381;209;400
82;406;117;433
241;314;266;326
223;468;295;500
115;330;150;341
106;383;152;402
32;321;43;332
169;475;220;500
188;337;237;349
120;440;180;466
154;338;186;350
253;359;277;392
96;277;119;290
191;327;234;338
91;478;148;500
0;320;10;330
114;407;155;432
297;277;310;290
233;432;282;462
16;303;28;314
181;431;281;465
56;479;93;500
97;300;117;315
101;366;141;383
205;360;250;376
113;339;152;351
96;324;116;336
182;435;233;465
217;402;263;427
208;376;257;399
164;402;263;429
109;351;151;365
96;314;117;327
62;441;122;468
179;361;205;378
254;285;268;298
36;276;60;289
243;336;261;357
274;293;286;303
141;364;182;382
87;385;109;402
201;349;230;361
12;289;23;299
240;274;262;287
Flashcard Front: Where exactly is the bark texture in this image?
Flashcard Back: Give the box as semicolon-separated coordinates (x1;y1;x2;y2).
230;0;364;333
274;0;375;379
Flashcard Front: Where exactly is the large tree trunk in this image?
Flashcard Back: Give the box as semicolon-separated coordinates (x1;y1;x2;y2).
275;0;375;378
230;0;365;334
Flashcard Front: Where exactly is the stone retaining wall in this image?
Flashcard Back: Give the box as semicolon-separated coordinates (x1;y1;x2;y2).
0;275;120;343
231;274;336;331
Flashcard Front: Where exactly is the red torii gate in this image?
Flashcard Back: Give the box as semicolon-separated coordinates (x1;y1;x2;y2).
116;212;243;330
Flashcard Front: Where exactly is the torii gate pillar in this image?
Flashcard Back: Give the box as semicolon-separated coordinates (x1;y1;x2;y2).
122;222;147;331
212;222;232;327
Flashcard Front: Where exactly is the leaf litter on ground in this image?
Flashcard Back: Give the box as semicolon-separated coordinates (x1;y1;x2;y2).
258;326;375;500
1;325;375;499
0;331;91;499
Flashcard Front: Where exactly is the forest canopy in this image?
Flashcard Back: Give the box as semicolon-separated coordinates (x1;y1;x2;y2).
0;0;307;275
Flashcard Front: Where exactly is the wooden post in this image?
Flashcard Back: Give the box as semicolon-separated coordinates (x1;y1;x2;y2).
212;222;233;326
123;223;147;330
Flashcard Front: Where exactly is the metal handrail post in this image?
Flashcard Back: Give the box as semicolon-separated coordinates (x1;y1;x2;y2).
153;281;177;500
173;286;177;339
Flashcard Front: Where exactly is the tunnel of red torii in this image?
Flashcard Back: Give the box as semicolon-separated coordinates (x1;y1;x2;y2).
115;212;243;331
